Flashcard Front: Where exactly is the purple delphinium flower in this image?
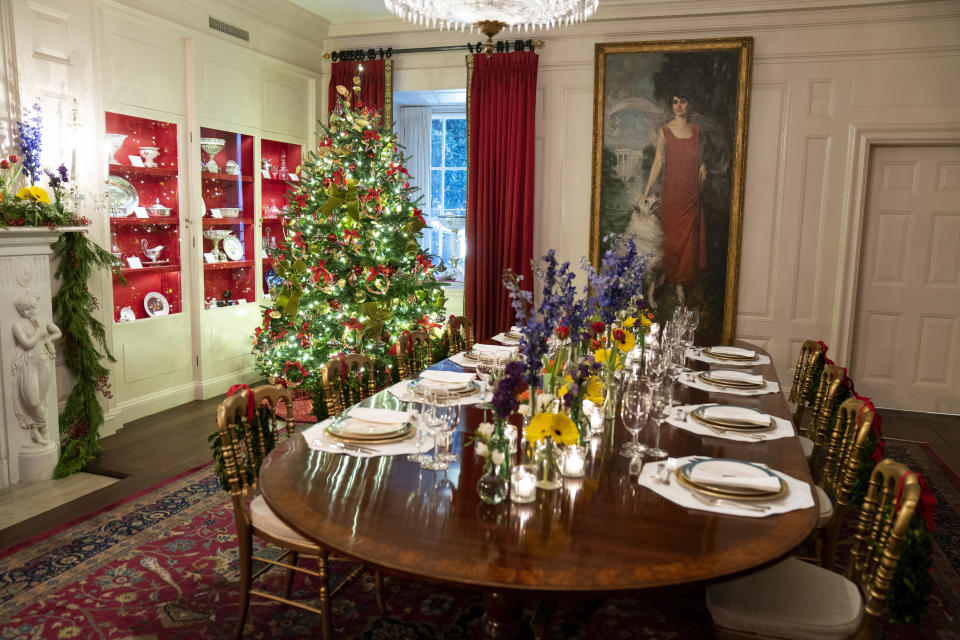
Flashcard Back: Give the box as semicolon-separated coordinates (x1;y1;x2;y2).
57;163;69;183
491;360;526;419
16;103;43;184
582;234;647;324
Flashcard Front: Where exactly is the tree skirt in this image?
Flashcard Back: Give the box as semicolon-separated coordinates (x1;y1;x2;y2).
1;443;957;639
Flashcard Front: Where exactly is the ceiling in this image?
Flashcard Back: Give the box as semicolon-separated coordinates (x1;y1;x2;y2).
288;0;391;23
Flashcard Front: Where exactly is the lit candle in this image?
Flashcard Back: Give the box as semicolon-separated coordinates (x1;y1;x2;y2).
562;445;585;478
511;465;536;503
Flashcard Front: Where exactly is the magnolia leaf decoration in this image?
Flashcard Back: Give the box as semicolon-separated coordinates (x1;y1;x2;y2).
319;180;360;225
360;302;393;343
273;258;308;317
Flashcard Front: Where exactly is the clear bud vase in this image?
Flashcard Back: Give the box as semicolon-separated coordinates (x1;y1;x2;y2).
535;436;562;490
602;367;618;421
477;464;509;505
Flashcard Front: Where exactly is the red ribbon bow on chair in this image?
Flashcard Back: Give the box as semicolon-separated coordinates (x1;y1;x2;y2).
816;340;835;366
852;393;885;463
896;471;937;532
227;384;255;423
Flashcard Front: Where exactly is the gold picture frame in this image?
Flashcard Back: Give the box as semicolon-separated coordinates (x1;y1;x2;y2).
589;38;753;344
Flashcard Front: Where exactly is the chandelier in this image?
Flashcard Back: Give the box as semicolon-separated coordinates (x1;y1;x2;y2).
383;0;599;39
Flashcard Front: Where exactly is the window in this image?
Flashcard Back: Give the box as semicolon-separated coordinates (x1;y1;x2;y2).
423;114;466;283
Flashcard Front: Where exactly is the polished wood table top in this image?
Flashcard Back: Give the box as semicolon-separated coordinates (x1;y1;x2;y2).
260;347;817;592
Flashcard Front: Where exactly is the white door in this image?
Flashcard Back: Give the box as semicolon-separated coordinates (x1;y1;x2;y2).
851;145;960;413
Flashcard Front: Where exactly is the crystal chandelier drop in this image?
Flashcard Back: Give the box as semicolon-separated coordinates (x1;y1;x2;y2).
383;0;599;35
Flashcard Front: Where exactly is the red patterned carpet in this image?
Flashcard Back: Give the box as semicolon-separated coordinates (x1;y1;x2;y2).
0;440;957;639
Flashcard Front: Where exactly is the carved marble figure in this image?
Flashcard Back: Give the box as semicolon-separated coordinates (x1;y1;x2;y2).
11;290;61;446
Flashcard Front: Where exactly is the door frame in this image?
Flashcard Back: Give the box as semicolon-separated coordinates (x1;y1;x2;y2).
832;124;960;366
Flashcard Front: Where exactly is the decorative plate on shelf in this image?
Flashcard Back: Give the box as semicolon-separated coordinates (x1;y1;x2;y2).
222;234;244;261
143;291;170;317
107;175;138;216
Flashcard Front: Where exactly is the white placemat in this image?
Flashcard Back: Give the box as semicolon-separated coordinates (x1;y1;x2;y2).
666;404;795;442
679;371;781;396
386;379;487;406
686;348;771;367
301;419;429;458
638;455;814;518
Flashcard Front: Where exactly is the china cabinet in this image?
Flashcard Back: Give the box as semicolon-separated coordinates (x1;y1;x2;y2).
106;112;184;323
260;137;302;297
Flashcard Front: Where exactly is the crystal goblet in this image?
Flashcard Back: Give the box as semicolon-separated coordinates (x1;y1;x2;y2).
200;137;225;173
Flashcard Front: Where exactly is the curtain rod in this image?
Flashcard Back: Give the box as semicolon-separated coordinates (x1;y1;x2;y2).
323;39;544;62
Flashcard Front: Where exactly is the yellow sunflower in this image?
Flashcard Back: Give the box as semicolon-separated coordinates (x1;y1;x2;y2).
593;347;611;364
584;376;604;406
525;411;579;446
557;374;574;398
614;330;636;352
623;316;637;328
16;185;50;204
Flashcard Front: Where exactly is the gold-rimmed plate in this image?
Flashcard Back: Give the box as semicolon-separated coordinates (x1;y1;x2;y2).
698;371;766;389
677;459;787;500
690;405;775;431
409;378;480;399
702;347;758;361
324;419;413;444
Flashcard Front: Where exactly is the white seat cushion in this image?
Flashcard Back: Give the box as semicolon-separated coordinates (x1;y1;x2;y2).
815;484;834;528
707;556;863;640
250;494;314;546
800;436;813;459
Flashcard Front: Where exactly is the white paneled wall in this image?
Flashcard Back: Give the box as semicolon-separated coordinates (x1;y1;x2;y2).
323;0;960;385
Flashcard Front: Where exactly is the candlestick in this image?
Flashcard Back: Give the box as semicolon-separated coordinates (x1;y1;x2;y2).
510;464;536;503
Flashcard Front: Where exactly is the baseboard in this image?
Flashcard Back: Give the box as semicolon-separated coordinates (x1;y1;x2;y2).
194;367;262;400
112;383;197;426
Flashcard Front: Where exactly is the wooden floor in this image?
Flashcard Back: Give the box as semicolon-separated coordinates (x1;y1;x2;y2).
0;394;957;551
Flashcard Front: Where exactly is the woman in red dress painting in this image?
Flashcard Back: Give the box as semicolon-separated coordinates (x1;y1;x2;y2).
637;92;707;305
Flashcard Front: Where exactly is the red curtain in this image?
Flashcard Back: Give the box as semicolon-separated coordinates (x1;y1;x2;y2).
328;60;385;115
466;52;539;341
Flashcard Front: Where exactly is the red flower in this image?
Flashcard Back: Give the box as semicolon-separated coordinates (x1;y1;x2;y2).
555;326;570;340
613;329;626;343
590;321;606;336
7;154;17;163
590;339;602;351
0;160;8;169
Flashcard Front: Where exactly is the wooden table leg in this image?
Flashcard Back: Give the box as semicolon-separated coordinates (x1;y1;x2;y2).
481;591;532;639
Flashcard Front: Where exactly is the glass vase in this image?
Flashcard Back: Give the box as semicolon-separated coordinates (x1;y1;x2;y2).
477;466;509;505
602;368;619;421
535;436;562;490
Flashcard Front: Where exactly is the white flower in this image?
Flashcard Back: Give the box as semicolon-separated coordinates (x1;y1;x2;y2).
477;422;494;439
517;402;530;417
491;450;504;465
475;441;488;458
537;392;554;408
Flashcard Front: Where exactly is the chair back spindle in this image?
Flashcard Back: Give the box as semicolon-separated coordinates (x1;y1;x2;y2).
320;353;377;415
446;315;474;353
395;330;432;379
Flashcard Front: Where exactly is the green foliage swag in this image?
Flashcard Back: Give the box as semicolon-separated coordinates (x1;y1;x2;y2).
208;407;277;492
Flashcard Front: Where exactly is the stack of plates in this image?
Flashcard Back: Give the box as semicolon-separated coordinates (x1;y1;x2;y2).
698;370;766;389
702;346;758;362
677;459;787;501
324;407;413;444
411;370;478;397
505;326;524;340
463;344;516;362
690;404;775;432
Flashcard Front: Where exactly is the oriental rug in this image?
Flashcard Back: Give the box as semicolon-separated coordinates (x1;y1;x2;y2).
0;441;957;639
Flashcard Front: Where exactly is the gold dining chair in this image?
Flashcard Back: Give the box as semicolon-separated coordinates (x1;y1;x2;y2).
215;384;364;639
395;330;432;379
319;353;377;416
446;315;475;353
789;340;823;428
707;458;923;639
798;364;849;464
818;397;879;570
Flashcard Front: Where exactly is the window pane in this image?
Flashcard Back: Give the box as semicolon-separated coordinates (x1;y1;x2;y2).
430;169;443;211
444;169;466;211
431;118;443;167
444;118;467;167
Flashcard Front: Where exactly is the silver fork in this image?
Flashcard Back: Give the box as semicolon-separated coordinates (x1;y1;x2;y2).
312;439;375;455
688;489;771;513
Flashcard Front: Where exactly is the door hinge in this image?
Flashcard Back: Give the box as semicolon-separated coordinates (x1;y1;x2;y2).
189;131;193;143
192;236;196;247
196;355;199;367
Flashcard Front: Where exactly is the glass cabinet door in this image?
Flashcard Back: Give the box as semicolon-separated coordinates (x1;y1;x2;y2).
106;112;182;322
260;138;302;298
199;127;255;308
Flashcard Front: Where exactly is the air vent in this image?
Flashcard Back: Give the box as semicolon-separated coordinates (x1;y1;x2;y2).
209;17;249;42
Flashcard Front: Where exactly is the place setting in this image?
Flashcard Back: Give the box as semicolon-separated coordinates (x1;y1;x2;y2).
686;345;771;367
386;369;486;405
638;456;815;518
679;368;780;396
449;342;518;368
301;406;430;458
666;403;795;442
490;325;524;345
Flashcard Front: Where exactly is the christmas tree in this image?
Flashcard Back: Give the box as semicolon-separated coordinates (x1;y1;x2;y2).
253;79;448;403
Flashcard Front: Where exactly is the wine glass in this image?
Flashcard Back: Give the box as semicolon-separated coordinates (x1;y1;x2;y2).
619;376;650;458
435;394;460;464
418;389;448;471
645;351;666;392
406;400;428;464
647;387;673;460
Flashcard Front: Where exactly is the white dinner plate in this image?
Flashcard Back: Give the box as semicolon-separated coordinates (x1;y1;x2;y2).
222;234;244;261
143;291;170;317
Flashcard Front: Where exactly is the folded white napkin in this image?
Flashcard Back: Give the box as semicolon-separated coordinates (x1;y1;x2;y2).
348;407;410;424
419;370;476;384
472;343;518;355
708;370;764;385
339;418;405;436
688;462;782;493
666;404;795;442
709;346;757;358
492;333;521;345
701;405;770;426
686;348;771;367
509;325;524;334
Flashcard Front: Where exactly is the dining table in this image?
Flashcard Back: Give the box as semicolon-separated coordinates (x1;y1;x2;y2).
259;342;818;638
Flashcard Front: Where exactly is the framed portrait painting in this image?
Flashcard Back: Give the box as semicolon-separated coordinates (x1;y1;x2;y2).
589;38;753;344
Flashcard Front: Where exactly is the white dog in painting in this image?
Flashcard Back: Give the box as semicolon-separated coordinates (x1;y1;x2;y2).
625;195;666;308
